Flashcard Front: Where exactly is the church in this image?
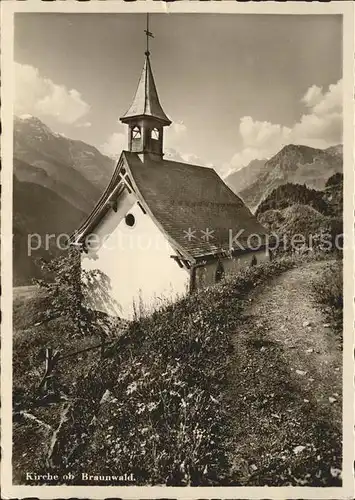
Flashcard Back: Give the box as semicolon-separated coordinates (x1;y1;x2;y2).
71;18;269;319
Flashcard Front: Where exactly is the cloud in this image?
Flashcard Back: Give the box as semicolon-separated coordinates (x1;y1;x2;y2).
100;130;127;159
164;148;187;162
226;117;292;175
165;120;212;167
239;116;292;149
76;121;92;128
165;119;188;152
301;84;323;108
228;79;342;173
171;121;187;135
291;79;342;148
15;62;90;124
181;152;203;164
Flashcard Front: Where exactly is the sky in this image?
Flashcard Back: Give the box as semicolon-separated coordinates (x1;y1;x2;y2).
14;13;342;175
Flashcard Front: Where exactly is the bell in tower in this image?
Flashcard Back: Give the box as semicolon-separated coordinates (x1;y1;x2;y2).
120;15;171;161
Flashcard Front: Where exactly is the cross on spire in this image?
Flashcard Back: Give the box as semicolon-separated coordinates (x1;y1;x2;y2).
120;11;171;129
144;13;154;56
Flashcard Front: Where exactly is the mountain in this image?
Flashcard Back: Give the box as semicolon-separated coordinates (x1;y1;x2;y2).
13;172;86;285
325;145;343;158
225;158;267;194
13;115;115;284
255;182;331;217
13;157;97;214
14;115;115;213
226;144;342;211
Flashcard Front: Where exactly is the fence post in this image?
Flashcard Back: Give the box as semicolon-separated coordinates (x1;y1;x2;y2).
38;347;61;394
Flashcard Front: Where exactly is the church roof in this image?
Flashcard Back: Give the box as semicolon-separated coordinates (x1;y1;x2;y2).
120;55;171;126
73;16;268;262
123;152;268;258
72;152;269;261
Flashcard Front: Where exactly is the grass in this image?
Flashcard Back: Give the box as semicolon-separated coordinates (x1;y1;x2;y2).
311;259;343;337
12;254;341;486
13;285;110;410
13;285;48;330
13;256;299;485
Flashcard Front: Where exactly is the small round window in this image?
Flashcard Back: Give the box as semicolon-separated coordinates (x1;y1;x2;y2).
125;213;135;227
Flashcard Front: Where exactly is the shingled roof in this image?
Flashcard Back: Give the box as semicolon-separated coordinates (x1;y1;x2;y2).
73;151;268;260
124;152;268;259
120;55;171;126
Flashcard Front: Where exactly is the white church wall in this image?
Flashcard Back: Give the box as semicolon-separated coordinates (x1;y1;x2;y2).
91;189;136;240
82;199;190;320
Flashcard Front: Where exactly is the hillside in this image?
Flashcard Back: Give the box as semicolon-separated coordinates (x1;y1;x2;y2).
258;204;342;252
14;157;96;215
12;258;342;486
14;115;114;213
226;144;342;211
224;158;267;194
13;116;116;284
255;173;343;255
13;175;86;285
323;173;343;218
255;182;330;217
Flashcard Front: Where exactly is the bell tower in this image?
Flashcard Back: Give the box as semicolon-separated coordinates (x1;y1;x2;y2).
120;14;171;160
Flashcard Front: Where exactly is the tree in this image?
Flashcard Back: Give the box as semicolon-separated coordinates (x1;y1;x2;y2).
325;172;343;188
34;247;118;338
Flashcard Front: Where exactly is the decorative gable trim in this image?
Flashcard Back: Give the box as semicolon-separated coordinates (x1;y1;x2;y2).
70;154;136;245
137;201;147;214
70;152;194;266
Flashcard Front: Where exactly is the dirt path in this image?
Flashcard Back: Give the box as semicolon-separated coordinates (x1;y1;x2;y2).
228;260;342;486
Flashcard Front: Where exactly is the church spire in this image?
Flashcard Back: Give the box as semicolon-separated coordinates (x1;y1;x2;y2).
120;14;171;160
120;14;171;127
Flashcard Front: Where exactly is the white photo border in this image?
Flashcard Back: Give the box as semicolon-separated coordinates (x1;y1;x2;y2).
1;1;354;499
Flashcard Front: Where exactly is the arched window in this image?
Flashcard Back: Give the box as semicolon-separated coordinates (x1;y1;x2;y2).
132;126;141;139
215;260;225;283
151;128;160;140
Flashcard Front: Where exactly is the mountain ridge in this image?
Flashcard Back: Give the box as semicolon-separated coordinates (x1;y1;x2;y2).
13;171;87;285
226;144;342;211
14;115;115;212
13;116;343;284
13;116;115;285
